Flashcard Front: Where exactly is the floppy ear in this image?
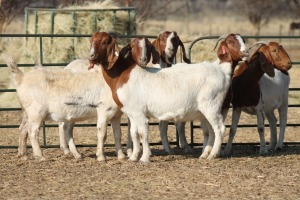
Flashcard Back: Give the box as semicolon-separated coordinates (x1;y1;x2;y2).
120;43;132;59
152;36;162;56
257;44;273;64
106;37;120;69
259;52;275;77
151;45;160;64
217;41;231;63
178;38;191;64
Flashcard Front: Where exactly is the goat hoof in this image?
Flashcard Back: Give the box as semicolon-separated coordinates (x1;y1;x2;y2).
37;156;46;161
128;155;138;162
97;156;106;162
221;150;232;158
199;152;209;159
183;146;193;153
206;153;218;160
126;149;133;157
117;152;126;160
275;145;283;151
62;148;71;155
165;149;175;155
198;155;207;160
20;155;28;161
259;148;269;156
139;156;151;163
74;154;83;160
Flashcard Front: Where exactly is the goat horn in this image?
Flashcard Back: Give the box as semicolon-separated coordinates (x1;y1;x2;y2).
213;33;231;50
89;45;96;59
108;31;118;38
248;41;269;50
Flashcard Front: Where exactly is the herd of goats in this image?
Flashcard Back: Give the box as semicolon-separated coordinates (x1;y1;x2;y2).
6;30;292;163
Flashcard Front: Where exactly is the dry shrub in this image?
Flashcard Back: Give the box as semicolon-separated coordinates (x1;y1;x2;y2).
172;34;217;64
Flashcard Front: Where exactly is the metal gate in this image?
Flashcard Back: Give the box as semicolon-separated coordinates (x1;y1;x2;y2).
0;34;299;149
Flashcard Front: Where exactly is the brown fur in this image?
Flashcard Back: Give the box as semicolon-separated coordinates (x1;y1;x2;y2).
151;31;191;66
223;41;292;110
231;52;275;108
89;33;158;108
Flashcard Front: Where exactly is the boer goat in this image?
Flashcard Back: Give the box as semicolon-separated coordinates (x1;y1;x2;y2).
9;35;159;161
222;41;292;156
152;31;192;154
88;32;248;162
126;31;192;155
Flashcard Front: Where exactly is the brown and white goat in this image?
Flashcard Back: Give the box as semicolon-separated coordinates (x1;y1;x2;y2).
194;33;248;158
126;31;192;155
152;31;192;154
88;32;247;162
222;42;292;156
12;34;158;161
151;31;191;67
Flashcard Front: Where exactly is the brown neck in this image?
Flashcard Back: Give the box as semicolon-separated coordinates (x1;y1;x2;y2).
231;54;266;108
101;56;136;108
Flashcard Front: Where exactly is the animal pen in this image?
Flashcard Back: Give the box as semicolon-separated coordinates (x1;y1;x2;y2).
0;7;300;150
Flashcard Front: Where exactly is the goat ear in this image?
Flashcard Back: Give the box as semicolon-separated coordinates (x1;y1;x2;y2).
179;39;191;64
217;41;231;63
259;52;275;77
107;38;120;69
151;45;160;64
120;43;132;59
151;38;161;56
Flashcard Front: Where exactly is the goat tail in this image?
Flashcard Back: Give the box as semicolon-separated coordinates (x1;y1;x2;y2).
6;57;23;85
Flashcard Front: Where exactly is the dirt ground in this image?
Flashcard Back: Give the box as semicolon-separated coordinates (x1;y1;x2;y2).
1;111;300;200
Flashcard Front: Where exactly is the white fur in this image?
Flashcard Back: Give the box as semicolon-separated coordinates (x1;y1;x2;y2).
165;32;175;58
117;61;232;162
11;60;125;161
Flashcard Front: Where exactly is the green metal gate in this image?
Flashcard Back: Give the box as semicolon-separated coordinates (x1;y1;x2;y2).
0;34;299;149
187;35;300;147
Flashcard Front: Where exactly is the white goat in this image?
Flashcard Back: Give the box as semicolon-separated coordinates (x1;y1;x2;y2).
8;59;125;161
88;32;248;162
125;31;192;155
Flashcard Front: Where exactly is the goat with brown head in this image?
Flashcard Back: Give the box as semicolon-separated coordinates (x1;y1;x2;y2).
89;32;120;70
223;41;292;156
215;33;248;66
152;31;191;67
248;41;292;72
89;32;159;70
120;37;160;67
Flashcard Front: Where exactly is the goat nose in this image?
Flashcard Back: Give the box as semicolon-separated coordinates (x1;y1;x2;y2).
168;48;173;51
243;50;249;57
140;57;147;62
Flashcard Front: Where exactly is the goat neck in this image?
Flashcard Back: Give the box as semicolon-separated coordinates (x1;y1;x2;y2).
231;52;275;108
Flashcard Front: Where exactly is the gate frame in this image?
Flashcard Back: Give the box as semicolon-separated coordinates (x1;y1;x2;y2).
0;34;299;149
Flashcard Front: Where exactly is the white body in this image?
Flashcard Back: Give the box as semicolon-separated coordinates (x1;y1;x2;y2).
58;59;125;161
223;69;290;155
14;60;124;161
118;60;232;162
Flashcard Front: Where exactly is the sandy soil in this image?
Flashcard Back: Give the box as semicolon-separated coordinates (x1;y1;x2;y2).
1;111;300;199
1;146;300;199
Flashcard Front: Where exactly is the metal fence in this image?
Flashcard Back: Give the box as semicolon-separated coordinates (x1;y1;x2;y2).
25;7;137;35
0;34;299;149
188;35;300;147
